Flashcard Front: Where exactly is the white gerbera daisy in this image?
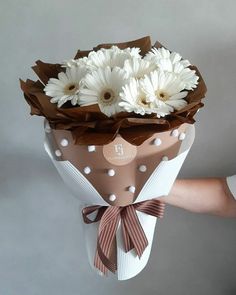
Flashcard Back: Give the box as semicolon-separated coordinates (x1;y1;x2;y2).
44;67;87;107
119;78;170;117
145;47;198;90
140;69;188;112
145;47;189;67
86;46;140;71
123;58;156;79
123;47;141;58
172;63;199;90
61;56;89;68
79;66;128;117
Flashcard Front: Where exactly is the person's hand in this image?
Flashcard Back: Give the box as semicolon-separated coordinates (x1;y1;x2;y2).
159;178;236;217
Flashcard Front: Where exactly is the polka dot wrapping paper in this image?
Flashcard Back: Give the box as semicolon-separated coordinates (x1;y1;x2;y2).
44;121;195;280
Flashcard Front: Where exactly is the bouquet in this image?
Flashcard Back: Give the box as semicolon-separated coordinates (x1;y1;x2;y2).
20;36;207;280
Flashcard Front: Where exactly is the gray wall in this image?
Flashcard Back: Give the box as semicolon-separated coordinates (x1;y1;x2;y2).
0;0;235;294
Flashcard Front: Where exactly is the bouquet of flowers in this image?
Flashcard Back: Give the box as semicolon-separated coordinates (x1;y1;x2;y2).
20;36;207;280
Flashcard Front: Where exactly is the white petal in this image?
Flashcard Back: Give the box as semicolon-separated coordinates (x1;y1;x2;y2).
170;91;188;100
165;99;187;110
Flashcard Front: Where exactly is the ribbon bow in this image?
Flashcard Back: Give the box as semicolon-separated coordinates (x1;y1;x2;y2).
82;199;165;275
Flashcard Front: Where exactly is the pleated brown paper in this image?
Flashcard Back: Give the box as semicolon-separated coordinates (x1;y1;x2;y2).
20;36;207;146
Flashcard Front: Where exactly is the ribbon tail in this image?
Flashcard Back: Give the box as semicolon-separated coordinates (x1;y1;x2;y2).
95;207;121;275
121;217;134;252
121;205;148;257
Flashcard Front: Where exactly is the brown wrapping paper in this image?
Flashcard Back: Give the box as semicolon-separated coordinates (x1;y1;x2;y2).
20;36;207;146
45;122;188;206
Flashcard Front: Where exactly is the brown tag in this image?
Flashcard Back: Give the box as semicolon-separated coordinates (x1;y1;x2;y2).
103;135;137;166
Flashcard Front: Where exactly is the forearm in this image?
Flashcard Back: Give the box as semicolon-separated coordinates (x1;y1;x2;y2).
159;178;236;217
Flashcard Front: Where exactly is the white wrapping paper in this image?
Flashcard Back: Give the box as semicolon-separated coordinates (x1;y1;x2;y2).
44;124;195;280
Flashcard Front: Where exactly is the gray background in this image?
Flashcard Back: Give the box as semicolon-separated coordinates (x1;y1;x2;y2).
0;0;235;294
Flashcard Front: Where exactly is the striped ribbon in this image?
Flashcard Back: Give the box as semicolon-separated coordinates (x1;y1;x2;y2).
82;199;165;275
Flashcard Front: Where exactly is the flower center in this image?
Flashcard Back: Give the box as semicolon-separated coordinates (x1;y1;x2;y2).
100;89;116;105
69;85;75;90
156;90;170;101
104;91;112;100
64;83;78;95
137;95;150;108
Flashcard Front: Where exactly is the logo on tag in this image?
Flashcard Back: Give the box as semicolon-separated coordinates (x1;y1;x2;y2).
103;136;137;166
114;143;124;156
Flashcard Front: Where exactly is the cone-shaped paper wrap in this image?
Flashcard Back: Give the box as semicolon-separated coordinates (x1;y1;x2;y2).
44;121;195;280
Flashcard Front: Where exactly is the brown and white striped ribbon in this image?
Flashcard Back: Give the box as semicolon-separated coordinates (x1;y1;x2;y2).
82;199;165;275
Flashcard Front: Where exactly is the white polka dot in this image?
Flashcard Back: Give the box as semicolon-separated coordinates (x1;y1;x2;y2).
60;139;69;147
55;150;62;157
83;166;91;174
171;129;179;137
45;122;51;133
107;169;115;176
179;132;186;141
162;156;168;161
88;145;96;152
109;194;116;202
128;186;136;193
139;165;147;172
98;270;104;277
153;138;162;146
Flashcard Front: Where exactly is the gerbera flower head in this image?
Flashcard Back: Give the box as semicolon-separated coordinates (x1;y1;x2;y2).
86;46;141;71
79;66;128;117
140;69;188;113
123;58;156;79
173;64;199;90
119;78;170;117
44;66;87;107
145;47;188;67
123;47;141;58
61;56;89;69
145;47;198;90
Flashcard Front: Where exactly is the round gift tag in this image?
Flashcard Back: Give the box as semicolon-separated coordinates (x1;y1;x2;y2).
103;135;137;166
